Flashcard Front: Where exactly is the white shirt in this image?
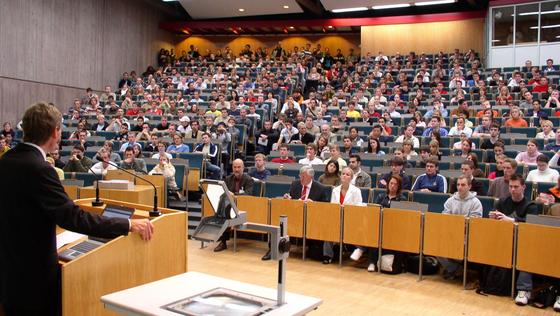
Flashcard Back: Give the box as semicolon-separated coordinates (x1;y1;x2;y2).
89;161;117;176
395;135;420;148
526;168;559;183
331;184;363;206
298;157;324;166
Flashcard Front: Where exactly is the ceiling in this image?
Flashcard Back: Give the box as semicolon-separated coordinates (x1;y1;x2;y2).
157;0;488;35
178;0;304;20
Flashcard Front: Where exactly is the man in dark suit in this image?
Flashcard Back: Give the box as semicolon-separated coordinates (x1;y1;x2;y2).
0;102;154;316
214;159;254;252
290;122;315;145
262;166;329;260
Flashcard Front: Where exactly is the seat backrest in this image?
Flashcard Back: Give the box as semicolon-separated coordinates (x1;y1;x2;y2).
263;181;291;198
411;191;451;213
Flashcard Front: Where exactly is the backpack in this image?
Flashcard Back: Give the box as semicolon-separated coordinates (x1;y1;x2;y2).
379;253;406;275
405;255;440;275
476;266;512;296
531;285;558;309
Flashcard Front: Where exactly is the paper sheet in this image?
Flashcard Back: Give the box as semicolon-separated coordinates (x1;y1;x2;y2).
56;231;86;249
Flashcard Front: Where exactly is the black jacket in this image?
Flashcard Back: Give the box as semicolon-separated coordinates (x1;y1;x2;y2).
290;132;315;145
288;180;329;202
0;144;130;314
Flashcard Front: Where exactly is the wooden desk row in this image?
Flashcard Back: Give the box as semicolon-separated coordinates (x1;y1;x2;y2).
203;196;560;287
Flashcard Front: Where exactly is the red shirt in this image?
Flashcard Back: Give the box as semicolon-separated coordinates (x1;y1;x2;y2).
271;157;295;164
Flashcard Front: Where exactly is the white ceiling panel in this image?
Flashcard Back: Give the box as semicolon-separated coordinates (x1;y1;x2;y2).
179;0;303;19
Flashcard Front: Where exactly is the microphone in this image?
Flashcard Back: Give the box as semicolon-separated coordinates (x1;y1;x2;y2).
87;163;104;207
107;161;161;217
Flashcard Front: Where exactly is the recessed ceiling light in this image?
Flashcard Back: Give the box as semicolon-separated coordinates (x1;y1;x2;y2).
328;25;333;29
415;0;455;6
283;5;290;9
289;26;295;29
331;7;368;13
372;3;410;9
238;8;245;12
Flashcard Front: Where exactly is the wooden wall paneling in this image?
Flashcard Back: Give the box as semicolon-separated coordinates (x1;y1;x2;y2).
361;18;484;56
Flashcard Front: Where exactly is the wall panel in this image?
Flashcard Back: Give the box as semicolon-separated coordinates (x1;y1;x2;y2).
361;18;484;56
0;0;176;123
176;34;360;57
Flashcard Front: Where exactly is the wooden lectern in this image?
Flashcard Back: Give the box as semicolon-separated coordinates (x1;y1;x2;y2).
57;198;188;316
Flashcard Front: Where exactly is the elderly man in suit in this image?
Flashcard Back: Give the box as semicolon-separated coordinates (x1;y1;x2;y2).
0;102;154;316
213;159;254;252
262;166;330;260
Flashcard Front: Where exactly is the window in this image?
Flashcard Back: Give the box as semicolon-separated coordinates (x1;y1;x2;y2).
540;1;560;43
492;6;514;46
515;4;540;44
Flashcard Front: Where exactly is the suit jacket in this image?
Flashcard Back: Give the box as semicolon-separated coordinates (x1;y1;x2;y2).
289;180;329;202
225;174;254;195
0;144;130;314
290;132;315;145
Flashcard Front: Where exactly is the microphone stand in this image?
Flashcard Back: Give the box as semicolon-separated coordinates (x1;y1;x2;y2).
87;165;104;207
108;162;161;217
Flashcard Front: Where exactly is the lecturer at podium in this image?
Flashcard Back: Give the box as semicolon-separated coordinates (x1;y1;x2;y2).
0;102;154;316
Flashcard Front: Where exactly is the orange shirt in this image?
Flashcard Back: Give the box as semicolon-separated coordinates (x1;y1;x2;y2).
476;110;499;118
504;118;528;127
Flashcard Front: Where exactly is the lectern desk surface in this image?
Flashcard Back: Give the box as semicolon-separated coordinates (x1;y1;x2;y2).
101;271;322;316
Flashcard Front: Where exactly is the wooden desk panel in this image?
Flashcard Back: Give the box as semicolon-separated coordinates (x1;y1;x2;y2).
63;185;79;200
63;199;187;316
423;213;466;260
270;199;304;238
381;208;421;253
79;185;154;206
343;205;380;248
236;196;269;233
306;201;341;243
517;223;560;278
467;218;514;268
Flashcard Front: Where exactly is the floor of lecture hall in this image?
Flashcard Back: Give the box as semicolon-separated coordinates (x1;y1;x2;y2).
187;239;556;316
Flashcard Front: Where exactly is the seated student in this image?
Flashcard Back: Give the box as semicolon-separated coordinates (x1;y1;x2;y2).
485;141;505;164
148;155;179;194
89;149;117;176
448;117;473;138
439;176;483;279
249;153;271;181
515;139;541;166
489;154;506;179
120;147;147;173
290;122;315;145
166;134;190;154
271;144;295;164
193;132;221;180
354;174;408;272
341;136;357;155
422;116;449;137
298;143;323;166
318;160;341;186
412;158;448;193
526;154;559;183
63;145;93;173
46;157;64;180
152;141;173;160
545;129;560;152
504;106;528;127
536;119;555;140
323;167;362;264
488;175;539;306
395;125;420;148
324;144;347;167
348;154;372;188
378;157;412;191
480;124;503;150
488;158;517;200
450;160;485;196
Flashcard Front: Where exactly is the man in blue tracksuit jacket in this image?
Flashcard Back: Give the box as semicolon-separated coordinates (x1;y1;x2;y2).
412;157;447;193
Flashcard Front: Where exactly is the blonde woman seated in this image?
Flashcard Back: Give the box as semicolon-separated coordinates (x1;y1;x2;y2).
536;120;555;140
322;167;363;264
149;155;182;200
